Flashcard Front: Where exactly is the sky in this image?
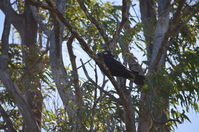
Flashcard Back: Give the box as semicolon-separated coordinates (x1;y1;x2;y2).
0;1;199;131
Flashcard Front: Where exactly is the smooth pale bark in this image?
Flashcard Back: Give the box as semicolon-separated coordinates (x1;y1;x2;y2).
48;0;77;123
49;32;77;120
139;0;157;131
139;0;171;132
140;0;157;62
67;35;85;130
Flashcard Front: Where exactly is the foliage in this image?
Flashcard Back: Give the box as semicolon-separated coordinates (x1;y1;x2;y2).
0;0;198;131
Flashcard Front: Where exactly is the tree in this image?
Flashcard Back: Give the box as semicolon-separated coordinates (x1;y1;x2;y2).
0;0;42;131
0;0;198;132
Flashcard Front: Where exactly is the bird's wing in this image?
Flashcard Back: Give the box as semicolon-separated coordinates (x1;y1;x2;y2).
103;56;133;78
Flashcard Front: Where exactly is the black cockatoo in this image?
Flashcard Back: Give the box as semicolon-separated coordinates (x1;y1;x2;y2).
97;51;145;85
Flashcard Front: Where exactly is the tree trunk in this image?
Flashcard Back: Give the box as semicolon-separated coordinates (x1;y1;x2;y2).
0;1;42;131
139;0;171;132
48;0;78;130
30;0;79;130
19;6;42;131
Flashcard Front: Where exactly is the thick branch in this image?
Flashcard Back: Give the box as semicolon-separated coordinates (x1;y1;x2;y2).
140;0;157;61
47;0;77;121
149;0;171;70
1;16;10;69
0;68;40;132
29;2;136;131
121;22;145;76
151;2;199;69
0;0;24;33
1;18;9;55
67;34;83;108
0;105;17;132
0;10;40;132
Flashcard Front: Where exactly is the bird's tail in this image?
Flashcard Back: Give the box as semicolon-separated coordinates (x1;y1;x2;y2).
134;75;145;85
129;71;145;85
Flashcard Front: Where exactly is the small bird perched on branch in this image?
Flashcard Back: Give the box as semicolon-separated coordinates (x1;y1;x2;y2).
97;51;145;85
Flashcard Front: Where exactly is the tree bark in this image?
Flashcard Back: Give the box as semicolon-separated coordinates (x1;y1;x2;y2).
20;4;43;130
67;35;85;131
0;16;16;132
0;105;17;132
47;1;80;130
139;0;171;132
30;0;78;130
0;1;42;131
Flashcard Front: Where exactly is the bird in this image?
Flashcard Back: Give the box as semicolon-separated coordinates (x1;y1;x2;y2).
96;51;145;85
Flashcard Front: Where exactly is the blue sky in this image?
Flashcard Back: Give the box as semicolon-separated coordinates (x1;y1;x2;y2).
0;2;199;131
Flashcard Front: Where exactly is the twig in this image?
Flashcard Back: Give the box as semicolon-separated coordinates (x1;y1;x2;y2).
76;0;109;44
80;59;119;103
153;117;181;124
110;0;131;49
90;65;98;131
132;4;141;23
77;59;92;70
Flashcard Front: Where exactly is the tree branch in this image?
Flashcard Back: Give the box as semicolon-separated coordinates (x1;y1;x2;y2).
80;59;119;103
152;2;199;69
110;0;131;49
29;2;136;131
0;0;24;33
170;2;199;36
29;0;128;101
76;0;109;44
0;16;10;69
120;22;145;76
67;34;83;109
149;0;171;70
30;5;51;36
77;59;92;70
140;0;157;61
0;105;17;132
0;11;40;131
0;69;40;131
